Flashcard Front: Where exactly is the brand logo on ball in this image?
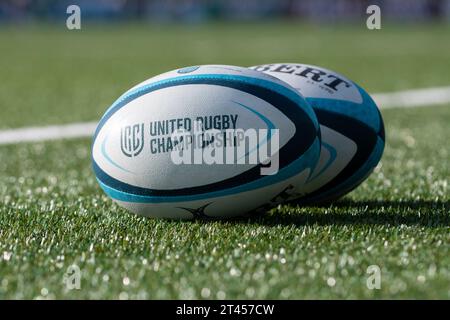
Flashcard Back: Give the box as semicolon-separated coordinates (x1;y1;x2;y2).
169;120;280;175
251;64;351;92
120;123;145;157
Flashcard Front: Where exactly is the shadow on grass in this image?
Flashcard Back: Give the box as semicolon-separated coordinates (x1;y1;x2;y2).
236;200;450;228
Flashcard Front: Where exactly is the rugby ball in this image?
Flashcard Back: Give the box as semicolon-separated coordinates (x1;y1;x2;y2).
250;63;385;203
92;65;321;219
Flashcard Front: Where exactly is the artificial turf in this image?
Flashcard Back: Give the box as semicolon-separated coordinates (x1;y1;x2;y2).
0;22;448;299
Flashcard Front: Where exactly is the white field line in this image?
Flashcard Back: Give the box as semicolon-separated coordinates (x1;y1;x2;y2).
0;86;449;146
372;86;450;109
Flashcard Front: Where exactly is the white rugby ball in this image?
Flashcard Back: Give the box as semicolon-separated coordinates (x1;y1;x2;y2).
92;65;321;219
250;63;385;203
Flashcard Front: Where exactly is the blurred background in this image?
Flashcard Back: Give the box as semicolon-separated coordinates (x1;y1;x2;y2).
1;0;449;23
0;0;449;129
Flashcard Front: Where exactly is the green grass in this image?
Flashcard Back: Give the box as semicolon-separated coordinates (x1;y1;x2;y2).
0;22;449;299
